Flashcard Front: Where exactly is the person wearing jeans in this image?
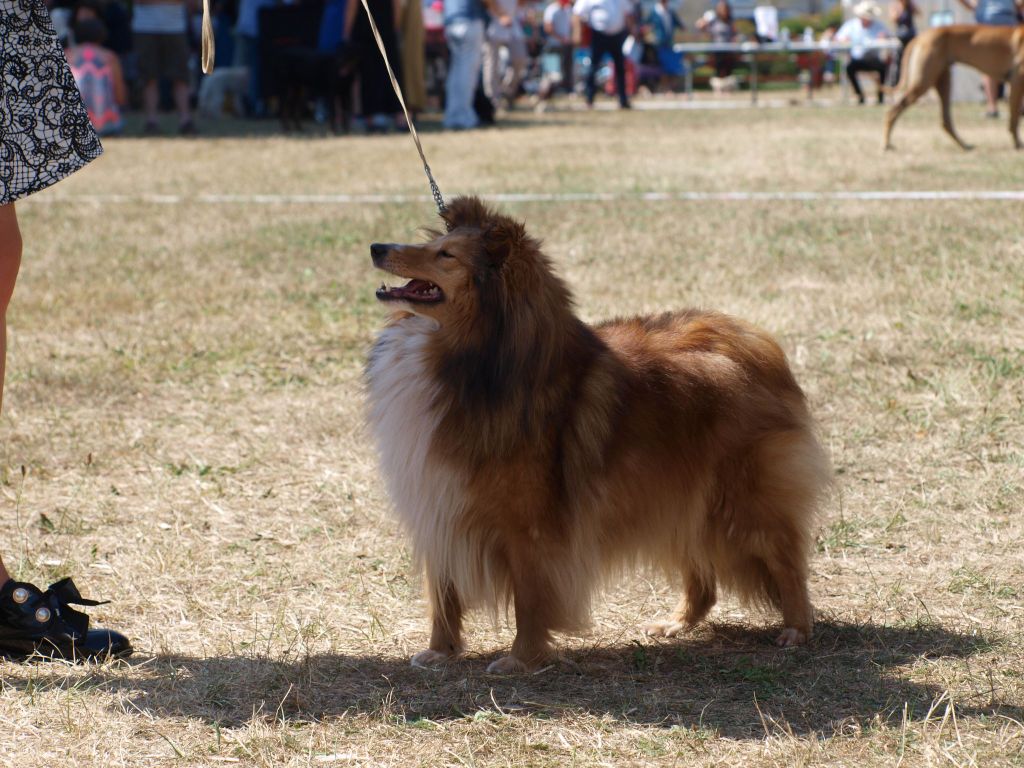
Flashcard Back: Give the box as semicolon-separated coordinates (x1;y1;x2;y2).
573;0;633;108
444;0;487;129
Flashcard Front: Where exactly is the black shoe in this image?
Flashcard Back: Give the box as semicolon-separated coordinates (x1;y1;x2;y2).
0;578;132;661
178;120;198;136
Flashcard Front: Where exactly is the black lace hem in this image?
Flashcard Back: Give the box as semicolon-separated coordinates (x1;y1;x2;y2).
1;0;103;205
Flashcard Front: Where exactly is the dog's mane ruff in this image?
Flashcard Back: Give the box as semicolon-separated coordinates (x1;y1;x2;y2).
429;197;605;466
367;199;619;628
421;197;627;628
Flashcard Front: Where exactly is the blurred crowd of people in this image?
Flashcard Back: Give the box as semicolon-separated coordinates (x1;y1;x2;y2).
45;0;695;134
48;0;1024;136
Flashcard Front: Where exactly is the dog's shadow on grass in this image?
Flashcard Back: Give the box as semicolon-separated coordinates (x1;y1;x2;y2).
6;619;1018;739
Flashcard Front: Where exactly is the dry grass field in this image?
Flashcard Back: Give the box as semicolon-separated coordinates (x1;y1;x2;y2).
2;102;1022;767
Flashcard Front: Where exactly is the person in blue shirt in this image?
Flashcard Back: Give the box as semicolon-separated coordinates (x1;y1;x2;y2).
957;0;1024;117
648;0;684;89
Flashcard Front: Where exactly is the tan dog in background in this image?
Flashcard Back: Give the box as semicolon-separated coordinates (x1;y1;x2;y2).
366;197;830;674
884;24;1024;150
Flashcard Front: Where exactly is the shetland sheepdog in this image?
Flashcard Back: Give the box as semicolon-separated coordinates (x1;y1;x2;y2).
366;197;830;674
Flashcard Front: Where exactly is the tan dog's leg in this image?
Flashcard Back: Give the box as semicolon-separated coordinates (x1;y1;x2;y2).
411;580;464;667
644;570;716;637
884;93;916;151
937;68;972;150
883;64;932;149
1008;75;1024;149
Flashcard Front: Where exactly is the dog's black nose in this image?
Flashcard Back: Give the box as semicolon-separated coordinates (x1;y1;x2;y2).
370;243;394;265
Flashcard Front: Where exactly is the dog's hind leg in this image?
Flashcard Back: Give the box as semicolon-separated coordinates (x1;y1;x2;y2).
643;568;716;638
761;550;814;647
1007;74;1024;149
883;95;912;151
884;78;933;150
411;579;465;667
724;429;824;647
884;39;927;150
937;67;972;150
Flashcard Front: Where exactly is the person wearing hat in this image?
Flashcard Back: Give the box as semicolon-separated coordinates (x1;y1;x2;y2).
836;0;892;104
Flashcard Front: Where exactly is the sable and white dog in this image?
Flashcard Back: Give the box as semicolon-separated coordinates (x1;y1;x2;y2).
366;197;830;674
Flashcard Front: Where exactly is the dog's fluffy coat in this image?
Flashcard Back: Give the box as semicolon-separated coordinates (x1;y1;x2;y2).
366;197;829;673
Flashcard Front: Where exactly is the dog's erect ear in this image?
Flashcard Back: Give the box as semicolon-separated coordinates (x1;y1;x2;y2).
440;196;492;232
440;195;526;268
481;217;526;267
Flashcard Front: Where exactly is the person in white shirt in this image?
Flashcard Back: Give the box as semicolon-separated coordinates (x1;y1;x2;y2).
836;0;891;105
573;0;633;107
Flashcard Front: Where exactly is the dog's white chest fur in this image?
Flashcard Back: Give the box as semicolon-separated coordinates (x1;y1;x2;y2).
366;317;490;602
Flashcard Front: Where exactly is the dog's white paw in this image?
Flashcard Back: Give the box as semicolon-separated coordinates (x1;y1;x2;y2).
643;620;687;638
486;655;530;675
410;649;452;668
775;627;807;648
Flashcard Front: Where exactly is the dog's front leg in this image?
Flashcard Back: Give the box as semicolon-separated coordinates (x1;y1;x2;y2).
410;579;464;668
487;565;556;674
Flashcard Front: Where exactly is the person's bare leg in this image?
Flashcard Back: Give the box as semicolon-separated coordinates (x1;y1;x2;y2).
0;205;130;657
1;203;23;413
984;76;999;115
0;203;24;589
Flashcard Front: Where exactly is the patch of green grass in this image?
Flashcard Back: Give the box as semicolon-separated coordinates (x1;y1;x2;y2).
817;518;863;553
948;566;1019;598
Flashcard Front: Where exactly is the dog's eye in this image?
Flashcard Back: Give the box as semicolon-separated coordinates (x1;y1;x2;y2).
438;250;455;259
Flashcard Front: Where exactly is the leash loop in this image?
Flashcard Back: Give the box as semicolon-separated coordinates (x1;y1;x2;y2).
201;0;215;74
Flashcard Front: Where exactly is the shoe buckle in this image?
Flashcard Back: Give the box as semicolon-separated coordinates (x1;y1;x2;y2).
35;606;51;624
12;587;29;604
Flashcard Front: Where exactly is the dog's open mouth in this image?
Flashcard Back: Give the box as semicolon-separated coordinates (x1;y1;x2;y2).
376;279;444;304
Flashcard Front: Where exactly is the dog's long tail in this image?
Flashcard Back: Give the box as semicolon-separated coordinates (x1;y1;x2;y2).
885;36;919;95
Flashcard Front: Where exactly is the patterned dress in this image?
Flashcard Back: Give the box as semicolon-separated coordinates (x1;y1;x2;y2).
1;0;102;205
